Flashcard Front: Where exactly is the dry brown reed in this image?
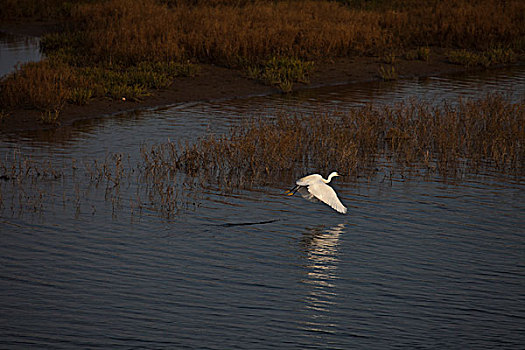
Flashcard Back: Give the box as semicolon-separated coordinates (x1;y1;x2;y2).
71;0;525;66
0;147;196;219
0;0;73;19
0;61;75;114
0;149;65;214
2;0;524;121
141;94;524;189
1;95;522;218
0;148;63;182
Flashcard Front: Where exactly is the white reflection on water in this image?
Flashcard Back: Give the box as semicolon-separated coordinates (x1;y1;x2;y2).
300;223;346;334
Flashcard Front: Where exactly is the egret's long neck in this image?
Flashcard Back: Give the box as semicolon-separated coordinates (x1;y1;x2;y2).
325;173;336;183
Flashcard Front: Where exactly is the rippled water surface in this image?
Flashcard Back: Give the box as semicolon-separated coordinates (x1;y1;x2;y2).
0;31;41;78
1;48;524;349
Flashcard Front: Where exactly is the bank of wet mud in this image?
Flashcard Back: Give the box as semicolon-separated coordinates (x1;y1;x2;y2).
0;21;522;133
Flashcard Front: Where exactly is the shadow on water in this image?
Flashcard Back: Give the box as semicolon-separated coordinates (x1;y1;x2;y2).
217;219;281;227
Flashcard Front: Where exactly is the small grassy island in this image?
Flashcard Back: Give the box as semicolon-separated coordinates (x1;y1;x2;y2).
0;0;524;131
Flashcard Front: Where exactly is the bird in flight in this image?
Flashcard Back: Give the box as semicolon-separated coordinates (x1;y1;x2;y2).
285;172;347;214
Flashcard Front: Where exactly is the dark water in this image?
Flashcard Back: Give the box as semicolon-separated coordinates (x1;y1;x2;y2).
2;174;523;349
0;39;524;349
0;31;42;78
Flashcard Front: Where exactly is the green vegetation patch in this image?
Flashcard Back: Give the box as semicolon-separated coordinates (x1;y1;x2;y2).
245;56;314;92
448;48;517;68
378;65;398;81
79;61;199;101
405;47;430;61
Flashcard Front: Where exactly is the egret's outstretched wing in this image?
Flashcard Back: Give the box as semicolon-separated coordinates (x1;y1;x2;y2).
307;183;347;214
296;174;322;187
297;186;319;203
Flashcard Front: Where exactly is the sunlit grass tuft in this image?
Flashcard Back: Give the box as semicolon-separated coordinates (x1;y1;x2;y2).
0;58;199;121
245;56;314;92
0;61;73;113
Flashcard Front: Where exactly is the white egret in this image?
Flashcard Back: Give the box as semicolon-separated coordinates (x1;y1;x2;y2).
285;172;347;214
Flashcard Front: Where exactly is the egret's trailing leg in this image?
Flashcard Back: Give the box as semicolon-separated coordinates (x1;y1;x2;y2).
285;185;299;196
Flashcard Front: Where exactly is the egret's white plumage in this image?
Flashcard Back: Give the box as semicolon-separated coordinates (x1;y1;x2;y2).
286;172;347;214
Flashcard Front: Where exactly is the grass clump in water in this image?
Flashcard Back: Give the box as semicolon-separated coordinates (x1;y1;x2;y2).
405;47;431;61
141;94;524;189
378;65;398;81
1;95;522;218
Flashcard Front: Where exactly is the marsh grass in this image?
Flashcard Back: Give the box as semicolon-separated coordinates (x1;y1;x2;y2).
381;52;397;65
69;87;94;105
71;0;524;66
141;94;524;190
448;48;517;68
0;61;74;117
0;0;76;20
378;65;398;81
0;149;63;182
405;47;430;61
1;95;523;218
245;56;314;92
0;110;10;121
0;58;199;118
1;0;524;122
39;109;61;125
4;0;525;65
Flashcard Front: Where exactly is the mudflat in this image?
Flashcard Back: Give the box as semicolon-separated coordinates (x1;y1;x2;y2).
0;21;514;132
